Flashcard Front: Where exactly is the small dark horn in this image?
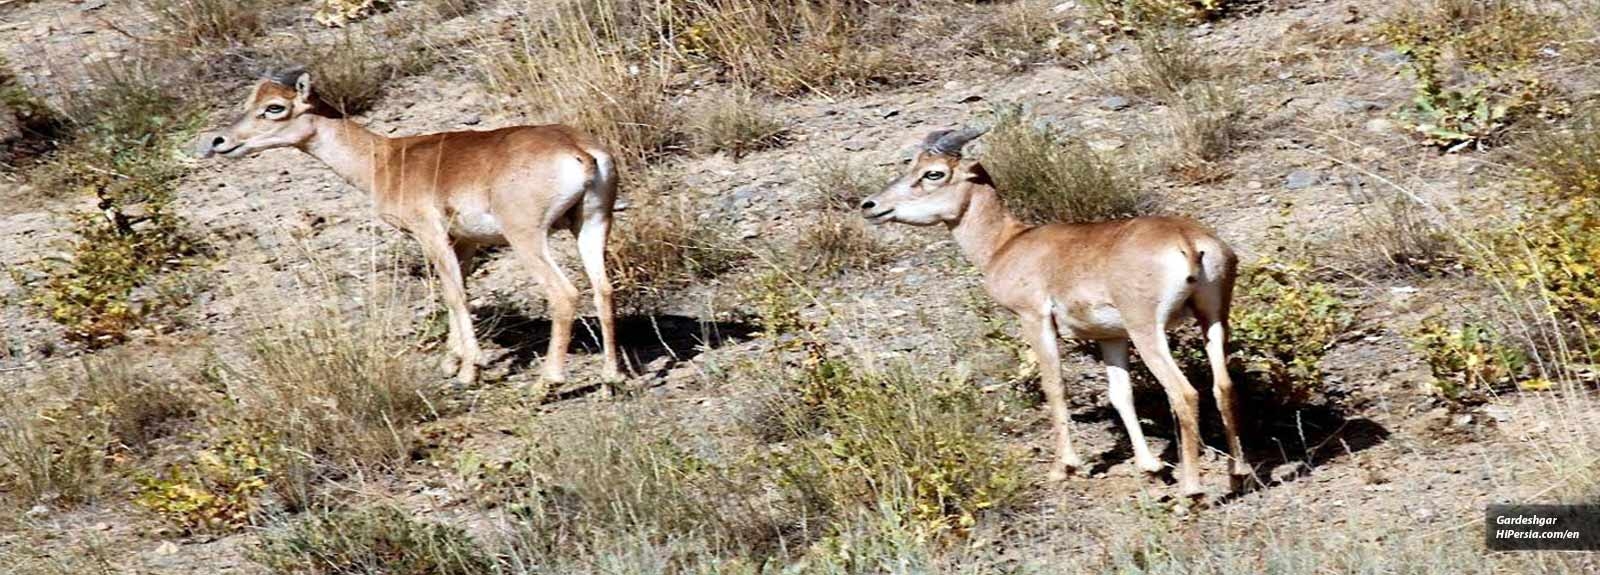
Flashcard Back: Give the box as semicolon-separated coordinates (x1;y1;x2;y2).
921;129;953;150
927;126;989;157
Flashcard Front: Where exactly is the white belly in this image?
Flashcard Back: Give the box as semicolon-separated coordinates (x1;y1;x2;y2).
450;209;507;243
1051;299;1128;340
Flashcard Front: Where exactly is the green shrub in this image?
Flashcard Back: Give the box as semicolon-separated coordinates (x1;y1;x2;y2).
252;506;494;575
982;105;1153;224
133;437;271;535
1411;319;1532;402
17;66;203;347
1381;0;1563;150
1229;258;1354;406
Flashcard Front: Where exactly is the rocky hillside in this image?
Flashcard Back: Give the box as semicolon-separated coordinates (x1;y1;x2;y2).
1;0;1598;573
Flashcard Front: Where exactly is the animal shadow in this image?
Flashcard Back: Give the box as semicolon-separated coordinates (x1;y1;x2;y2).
477;304;760;378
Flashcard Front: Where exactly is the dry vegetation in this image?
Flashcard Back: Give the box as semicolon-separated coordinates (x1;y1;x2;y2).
4;0;1600;573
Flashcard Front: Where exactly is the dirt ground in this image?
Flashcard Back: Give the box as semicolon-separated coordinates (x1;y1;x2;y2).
2;0;1598;572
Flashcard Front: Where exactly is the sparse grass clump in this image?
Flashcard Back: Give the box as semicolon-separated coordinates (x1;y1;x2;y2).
275;31;433;116
687;88;787;159
139;0;265;48
1167;81;1243;177
807;155;894;211
760;336;1026;538
982;106;1153;223
1329;187;1457;278
1382;0;1564;150
794;210;891;274
1113;27;1215;99
0;356;197;506
967;0;1085;69
495;407;779;571
253;506;494;575
0;62;64;168
608;173;746;310
672;0;919;96
221;298;439;508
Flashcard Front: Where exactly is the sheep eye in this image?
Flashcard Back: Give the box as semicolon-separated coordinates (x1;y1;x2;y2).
923;171;946;181
264;104;286;115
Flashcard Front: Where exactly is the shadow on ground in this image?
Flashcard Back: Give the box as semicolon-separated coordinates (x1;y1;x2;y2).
1075;379;1390;499
477;304;760;377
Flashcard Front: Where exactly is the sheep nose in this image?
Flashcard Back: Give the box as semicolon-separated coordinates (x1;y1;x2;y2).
211;135;228;148
860;199;877;210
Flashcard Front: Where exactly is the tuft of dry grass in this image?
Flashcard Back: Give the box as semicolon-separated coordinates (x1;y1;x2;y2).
1167;81;1243;177
806;154;894;211
687;88;787;159
0;355;197;506
1112;26;1215;100
273;31;434;116
793;210;891;274
607;171;746;311
981;105;1154;223
1327;186;1457;278
252;506;494;575
139;0;266;48
209;284;443;510
674;0;920;96
967;0;1086;69
478;0;681;167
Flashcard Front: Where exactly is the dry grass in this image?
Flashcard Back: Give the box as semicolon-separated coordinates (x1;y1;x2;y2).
0;355;197;506
478;0;681;166
607;171;746;310
968;0;1086;69
1113;26;1216;100
806;154;895;211
673;0;919;96
793;210;891;274
1327;187;1457;278
686;88;788;159
139;0;266;48
981;105;1154;224
1167;81;1244;177
273;31;434;116
209;284;443;510
252;506;494;575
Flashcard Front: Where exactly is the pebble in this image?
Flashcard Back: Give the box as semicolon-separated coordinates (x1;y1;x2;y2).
1484;405;1512;423
1088;138;1124;152
1366;118;1394;133
1285;170;1320;189
1098;96;1130;111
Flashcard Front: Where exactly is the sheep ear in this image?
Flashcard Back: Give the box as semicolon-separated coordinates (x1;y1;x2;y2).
293;72;313;105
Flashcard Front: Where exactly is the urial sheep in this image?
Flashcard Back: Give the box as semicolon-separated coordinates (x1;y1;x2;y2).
859;127;1248;496
199;71;620;391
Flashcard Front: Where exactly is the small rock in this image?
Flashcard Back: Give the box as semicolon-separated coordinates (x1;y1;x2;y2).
1271;461;1310;483
1285;170;1320;189
1364;118;1393;133
1246;180;1263;190
1087;138;1124;152
1484;405;1512;423
94;522;112;531
1253;194;1273;205
1335;98;1383;113
1098;96;1130;111
1052;1;1077;13
1375;49;1409;67
461;114;481;126
881;109;900;119
26;504;48;518
957;94;984;104
1413;507;1437;522
1454;413;1474;427
155;541;180;556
